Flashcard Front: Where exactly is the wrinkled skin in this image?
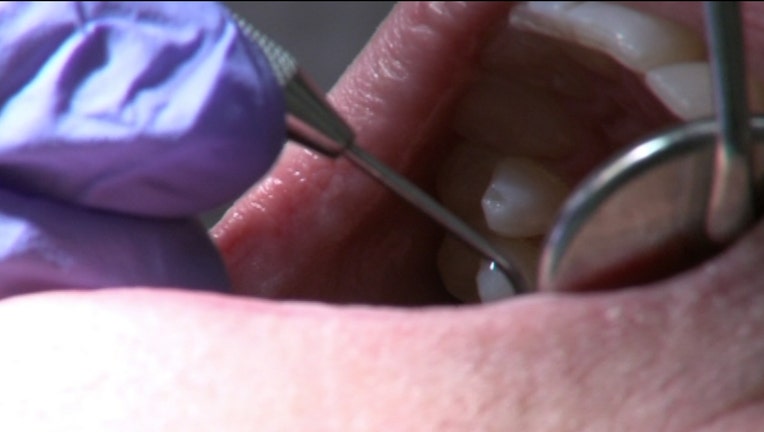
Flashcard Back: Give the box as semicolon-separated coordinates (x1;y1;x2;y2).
2;2;764;430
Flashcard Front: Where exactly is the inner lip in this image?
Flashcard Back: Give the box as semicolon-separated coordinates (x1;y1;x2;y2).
213;2;756;307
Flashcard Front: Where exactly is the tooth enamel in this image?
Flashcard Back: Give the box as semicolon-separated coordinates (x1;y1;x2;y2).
646;62;713;120
438;234;541;303
482;158;568;237
511;2;705;73
477;238;540;302
646;62;764;120
476;261;515;302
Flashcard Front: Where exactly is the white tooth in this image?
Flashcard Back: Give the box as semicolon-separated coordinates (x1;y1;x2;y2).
438;235;541;303
482;158;568;237
645;62;713;120
477;238;540;302
476;261;516;302
511;2;705;73
646;62;764;120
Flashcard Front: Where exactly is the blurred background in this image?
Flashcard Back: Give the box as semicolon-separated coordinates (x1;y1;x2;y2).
225;2;395;90
204;2;395;226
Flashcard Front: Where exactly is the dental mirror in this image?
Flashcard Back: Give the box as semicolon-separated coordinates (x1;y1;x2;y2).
538;2;763;291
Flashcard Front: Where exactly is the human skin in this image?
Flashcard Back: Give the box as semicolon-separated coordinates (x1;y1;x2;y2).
2;2;764;430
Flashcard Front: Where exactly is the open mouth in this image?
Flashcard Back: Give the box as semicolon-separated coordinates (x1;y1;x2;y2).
7;3;764;428
212;2;761;306
438;2;764;302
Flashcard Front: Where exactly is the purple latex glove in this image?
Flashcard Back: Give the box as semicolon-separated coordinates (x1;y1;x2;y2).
0;2;286;296
0;189;230;296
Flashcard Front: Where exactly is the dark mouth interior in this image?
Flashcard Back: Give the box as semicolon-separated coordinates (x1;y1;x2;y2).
481;29;681;184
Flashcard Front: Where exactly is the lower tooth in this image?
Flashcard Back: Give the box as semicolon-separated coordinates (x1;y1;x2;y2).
438;155;564;302
511;2;705;73
476;261;514;301
477;237;541;302
482;157;568;237
438;234;542;303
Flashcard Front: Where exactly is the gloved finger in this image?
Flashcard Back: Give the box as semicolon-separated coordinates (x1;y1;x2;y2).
0;188;229;299
0;2;285;217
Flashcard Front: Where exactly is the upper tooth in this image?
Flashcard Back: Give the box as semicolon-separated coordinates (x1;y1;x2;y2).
647;62;764;121
510;2;705;73
482;157;568;237
646;62;713;120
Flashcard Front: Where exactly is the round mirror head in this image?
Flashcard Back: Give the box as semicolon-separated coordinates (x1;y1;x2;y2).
539;117;764;292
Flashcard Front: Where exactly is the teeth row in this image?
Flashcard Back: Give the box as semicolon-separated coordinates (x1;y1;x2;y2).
437;1;764;303
510;2;706;73
513;1;764;121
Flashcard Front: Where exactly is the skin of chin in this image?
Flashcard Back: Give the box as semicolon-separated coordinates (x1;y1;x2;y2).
1;2;764;431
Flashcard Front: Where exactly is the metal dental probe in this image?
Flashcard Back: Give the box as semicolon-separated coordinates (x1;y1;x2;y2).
704;1;755;242
538;1;762;291
233;16;529;294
